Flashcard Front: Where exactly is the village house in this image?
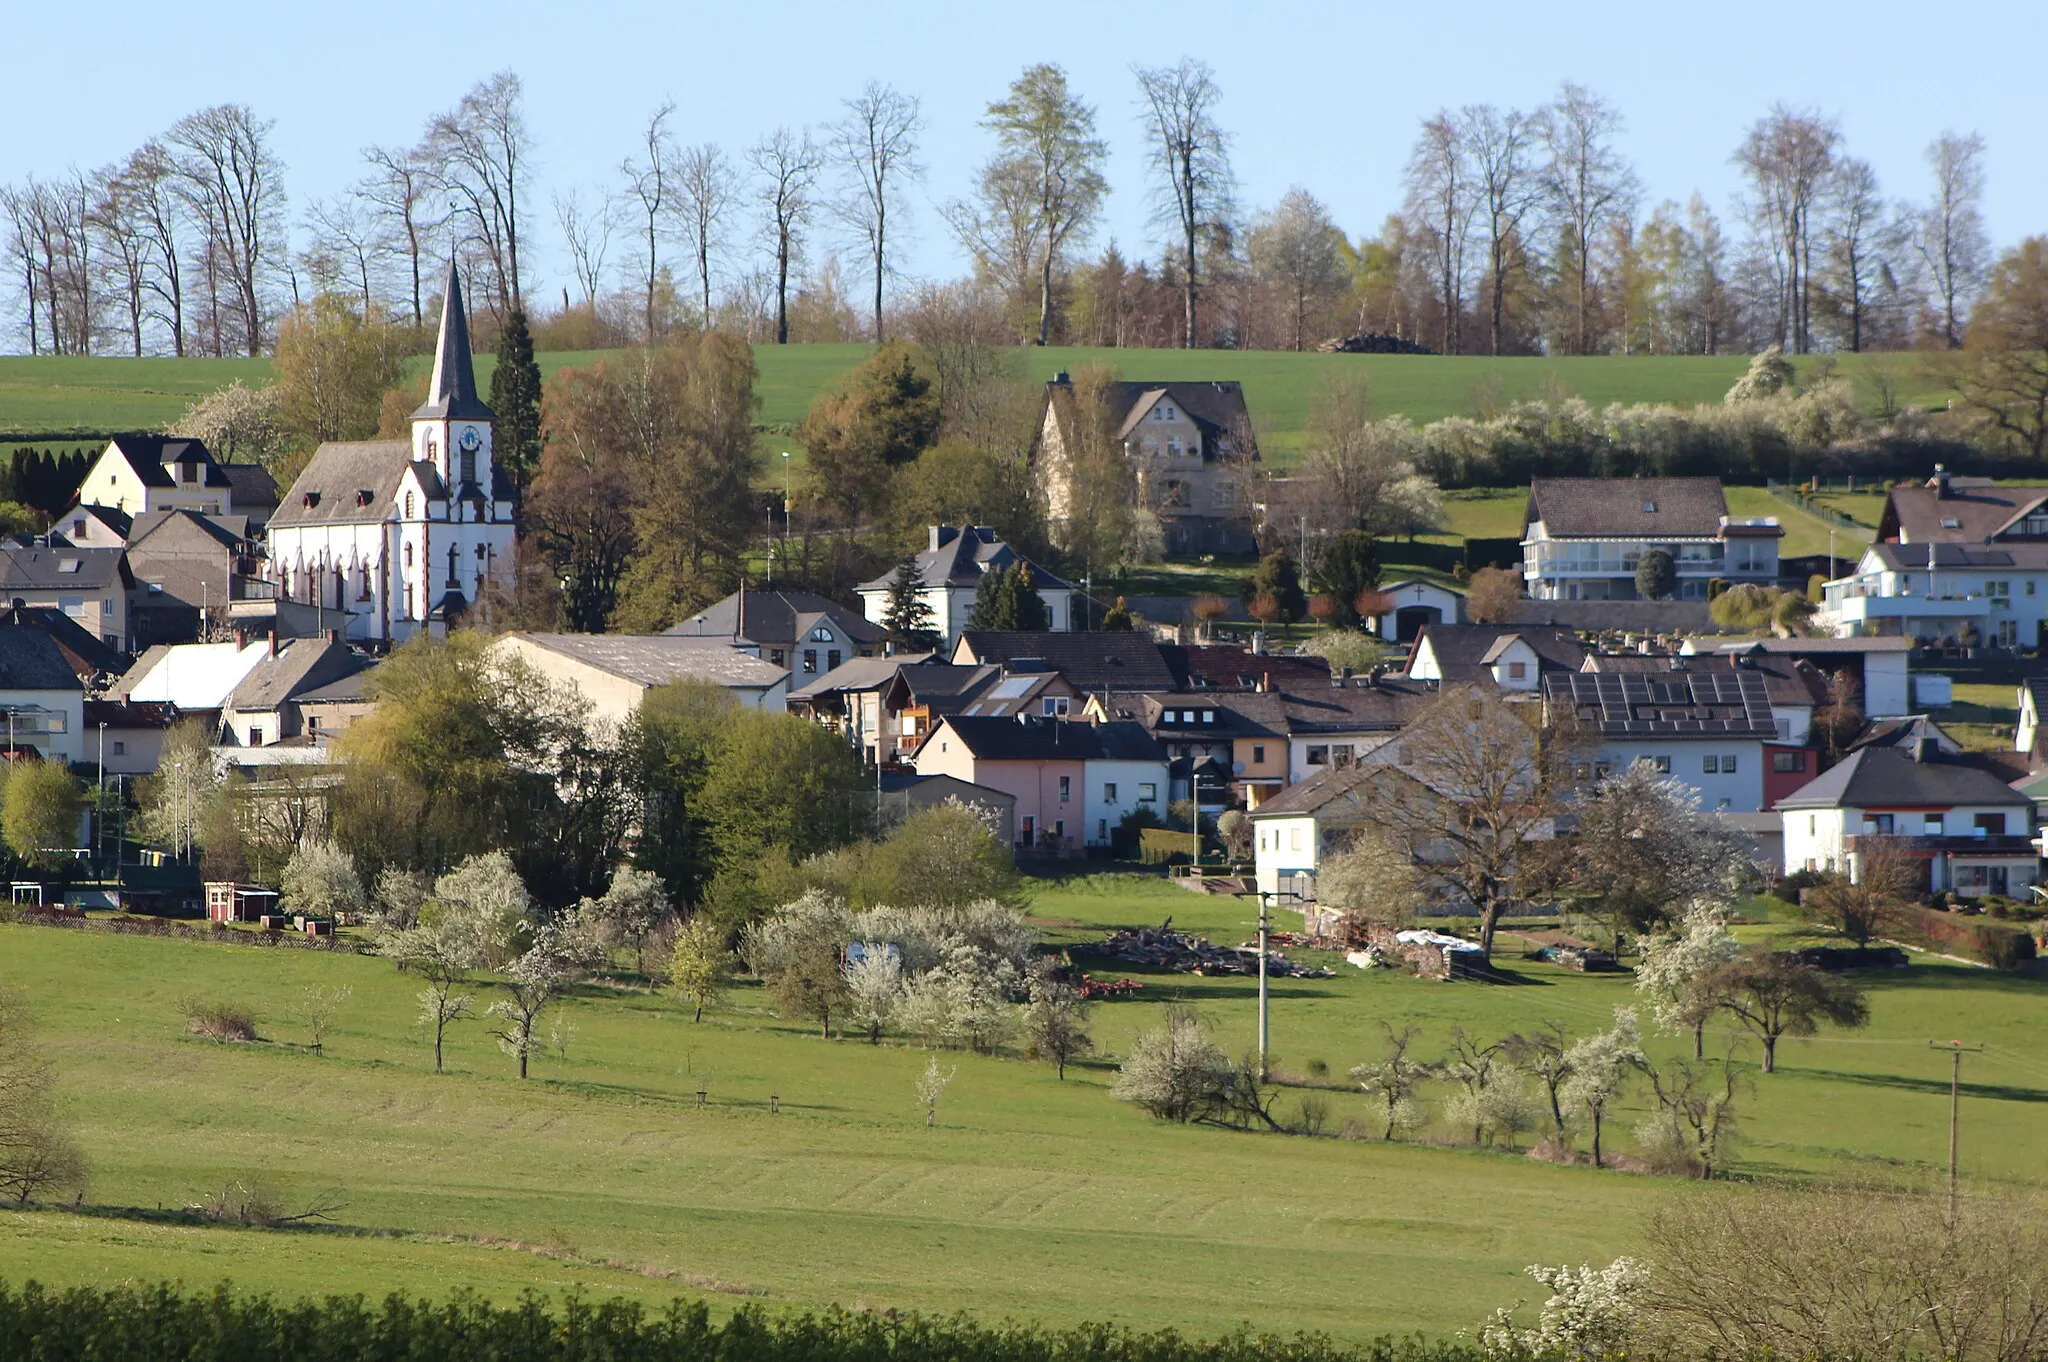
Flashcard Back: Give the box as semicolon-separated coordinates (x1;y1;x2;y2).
0;620;87;764
667;586;881;676
1370;579;1466;642
1777;740;2037;898
1247;762;1441;904
69;434;276;524
1034;373;1259;556
1682;636;1913;719
122;510;259;646
0;545;136;651
856;525;1077;649
1405;623;1585;691
1816;471;2048;648
877;772;1017;847
911;715;1165;853
1543;663;1778;812
265;264;517;643
1521;477;1782;602
493;632;790;724
219;634;374;749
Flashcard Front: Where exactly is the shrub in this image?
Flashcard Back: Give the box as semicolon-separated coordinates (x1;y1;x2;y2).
1771;867;1825;904
1974;922;2036;971
183;999;258;1042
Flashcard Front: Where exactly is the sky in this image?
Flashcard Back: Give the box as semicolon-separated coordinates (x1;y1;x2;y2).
6;0;2046;307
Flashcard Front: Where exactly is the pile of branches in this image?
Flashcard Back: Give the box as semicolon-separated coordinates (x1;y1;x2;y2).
1091;922;1332;978
1316;332;1435;355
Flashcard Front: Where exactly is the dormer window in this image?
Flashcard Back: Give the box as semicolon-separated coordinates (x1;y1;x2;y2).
1642;500;1658;513
1941;517;1961;529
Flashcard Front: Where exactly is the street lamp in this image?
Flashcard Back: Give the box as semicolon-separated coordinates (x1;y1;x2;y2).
780;451;793;581
96;723;106;865
1232;887;1301;1082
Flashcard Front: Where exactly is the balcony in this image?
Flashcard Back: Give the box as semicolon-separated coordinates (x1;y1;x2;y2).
1847;834;2035;856
1822;590;1986;627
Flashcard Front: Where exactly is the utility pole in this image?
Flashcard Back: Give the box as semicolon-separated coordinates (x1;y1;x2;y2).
1255;890;1270;1080
1930;1039;1982;1224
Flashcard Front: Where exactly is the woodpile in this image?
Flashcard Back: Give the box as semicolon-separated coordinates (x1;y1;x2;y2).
1316;333;1435;355
1090;920;1334;978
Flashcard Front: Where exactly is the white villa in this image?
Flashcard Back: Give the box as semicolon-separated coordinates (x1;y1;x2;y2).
264;263;517;643
1521;478;1781;602
856;526;1076;649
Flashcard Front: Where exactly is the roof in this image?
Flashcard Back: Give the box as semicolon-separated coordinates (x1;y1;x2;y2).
0;622;86;692
1846;715;1959;755
508;633;789;690
227;638;373;713
1698;636;1914;656
115;640;270;710
1109;680;1433;738
876;771;1017;803
1544;667;1778;737
1410;624;1585;683
269;440;413;528
1582;651;1826;708
857;526;1074;593
295;666;380;704
220;463;279;509
894;663;1002;707
59;503;131;540
1774;745;2032;811
1159;644;1332;691
1526;477;1730;538
101;434;230;490
666;587;882;649
1247;763;1425;819
1865;540;2048;573
0;604;123;678
1880;479;2048;544
928;715;1163;763
1105;381;1256;452
83;697;177;730
0;545;131;592
953;631;1179;692
788;653;930;700
411;262;495;423
128;509;249;553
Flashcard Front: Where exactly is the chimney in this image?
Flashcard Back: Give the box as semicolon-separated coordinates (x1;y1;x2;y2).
268;630;279;658
1050;370;1071;387
1260;670;1271;694
1931;464;1951;499
326;628;340;644
1250;630;1266;656
1912;735;1935;763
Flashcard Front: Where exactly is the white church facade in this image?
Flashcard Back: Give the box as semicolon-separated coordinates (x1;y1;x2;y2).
266;264;518;643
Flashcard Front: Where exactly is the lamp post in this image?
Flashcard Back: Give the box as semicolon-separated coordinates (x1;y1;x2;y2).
96;723;106;865
780;451;793;581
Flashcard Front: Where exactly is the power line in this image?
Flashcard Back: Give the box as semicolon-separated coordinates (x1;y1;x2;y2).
1930;1039;1984;1223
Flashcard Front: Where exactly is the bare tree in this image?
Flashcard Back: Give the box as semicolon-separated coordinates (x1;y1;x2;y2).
621;102;675;341
1404;112;1472;354
673;143;735;327
88;164;155;356
747;128;821;345
1247;188;1345;351
1541;82;1638;355
112;142;188;354
362;142;441;328
1735;103;1839;354
1462;105;1544;356
1917;131;1989;349
1819;157;1893;352
167;103;287;355
1134;58;1234;349
950;63;1107;345
831;82;923;344
302;193;388;316
426;71;531;316
553;186;618;307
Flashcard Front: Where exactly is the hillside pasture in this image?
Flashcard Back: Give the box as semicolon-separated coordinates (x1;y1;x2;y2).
1;874;2042;1339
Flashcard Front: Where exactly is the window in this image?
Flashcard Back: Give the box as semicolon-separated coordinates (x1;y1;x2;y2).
1642;499;1658;513
1181;710;1196;723
803;649;817;674
1042;696;1069;717
1332;746;1354;769
404;492;415;519
111;740;125;756
1998;620;2019;648
1058;776;1071;802
1138;783;1157;801
1289;827;1303;852
1773;751;1807;773
1975;813;2007;836
1507;661;1527;680
103;599;113;613
1704;755;1719;774
827;650;842;671
770;649;786;666
1722;755;1737;773
1988;580;2011;602
403;543;413;568
810;625;835;642
1866;814;1895;834
1103;782;1118;803
1159;711;1175;725
1306;744;1330;766
1098;820;1107;841
249;726;265;746
1924;814;1944;835
1252;743;1266;764
1652;755;1671;773
1200;710;1214;724
459;446;476;486
70;519;83;537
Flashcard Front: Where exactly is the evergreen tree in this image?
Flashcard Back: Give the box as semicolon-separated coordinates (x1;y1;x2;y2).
1314;530;1381;626
1245;549;1308;624
1101;596;1136;632
1010;563;1052;631
970;560;1014;631
881;555;940;653
489;308;544;505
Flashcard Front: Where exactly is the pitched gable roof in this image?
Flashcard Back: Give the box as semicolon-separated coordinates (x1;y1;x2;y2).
1410;624;1585;683
1526;477;1730;538
0;545;131;592
509;633;789;690
857;525;1074;593
0;620;86;692
226;637;372;713
931;715;1162;763
270;440;413;528
1879;480;2048;544
0;605;124;679
953;631;1178;692
1774;745;2031;810
1544;666;1777;737
666;588;881;649
1159;644;1333;691
102;435;230;490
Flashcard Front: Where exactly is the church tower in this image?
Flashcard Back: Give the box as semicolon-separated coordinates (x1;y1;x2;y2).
411;261;497;505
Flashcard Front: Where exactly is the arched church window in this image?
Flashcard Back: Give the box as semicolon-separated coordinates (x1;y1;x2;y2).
404;492;415;519
403;543;413;569
446;545;459;587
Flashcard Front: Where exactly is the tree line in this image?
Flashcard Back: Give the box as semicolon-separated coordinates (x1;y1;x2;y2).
0;66;2015;360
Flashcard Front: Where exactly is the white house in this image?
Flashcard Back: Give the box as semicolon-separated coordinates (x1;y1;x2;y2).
857;525;1076;648
1405;623;1584;691
1777;741;2037;898
1544;665;1776;812
0;623;87;765
912;715;1164;852
1521;477;1782;602
264;263;517;643
73;435;235;519
1247;762;1440;905
492;632;789;724
1371;579;1464;642
1685;637;1912;721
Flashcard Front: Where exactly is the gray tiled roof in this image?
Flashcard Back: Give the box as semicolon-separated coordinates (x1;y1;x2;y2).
0;622;86;691
104;435;230;490
227;638;372;713
932;716;1162;762
270;440;413;528
1412;624;1585;683
511;633;789;689
857;526;1074;593
667;588;881;649
1526;477;1730;538
954;631;1178;692
1774;746;2031;811
0;545;130;591
1882;481;2048;544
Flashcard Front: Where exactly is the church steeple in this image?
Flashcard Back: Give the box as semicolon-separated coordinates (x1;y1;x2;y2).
412;261;495;423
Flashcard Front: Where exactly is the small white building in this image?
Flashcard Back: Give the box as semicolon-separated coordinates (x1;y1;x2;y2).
264;263;516;644
1777;741;2037;898
492;633;789;725
857;526;1076;649
0;624;87;765
1372;579;1464;643
1405;623;1584;691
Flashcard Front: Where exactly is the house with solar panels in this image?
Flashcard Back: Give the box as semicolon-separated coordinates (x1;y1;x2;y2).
1543;661;1779;812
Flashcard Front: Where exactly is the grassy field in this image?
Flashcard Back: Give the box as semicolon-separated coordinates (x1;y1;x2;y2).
0;347;1958;462
1;875;2043;1339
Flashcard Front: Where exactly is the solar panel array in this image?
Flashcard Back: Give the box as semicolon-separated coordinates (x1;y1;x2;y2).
1546;670;1776;736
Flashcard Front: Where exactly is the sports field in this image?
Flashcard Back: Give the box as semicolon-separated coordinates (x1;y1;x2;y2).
2;876;2040;1340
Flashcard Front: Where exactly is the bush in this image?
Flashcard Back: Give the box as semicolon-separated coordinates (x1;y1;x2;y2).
1772;867;1826;904
1894;905;2038;969
1974;922;2036;970
183;999;257;1042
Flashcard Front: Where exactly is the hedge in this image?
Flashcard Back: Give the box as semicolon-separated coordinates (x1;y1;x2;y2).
1895;906;2038;970
0;1284;1506;1362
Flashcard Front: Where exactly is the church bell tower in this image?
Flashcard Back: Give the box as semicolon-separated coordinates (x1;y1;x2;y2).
411;261;497;505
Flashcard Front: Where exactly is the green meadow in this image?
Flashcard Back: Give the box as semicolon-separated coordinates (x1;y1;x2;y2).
1;876;2041;1340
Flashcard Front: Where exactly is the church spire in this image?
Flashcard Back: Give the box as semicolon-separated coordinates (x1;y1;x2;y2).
412;261;496;422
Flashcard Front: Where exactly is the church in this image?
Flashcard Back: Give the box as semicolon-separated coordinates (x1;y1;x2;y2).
266;264;518;643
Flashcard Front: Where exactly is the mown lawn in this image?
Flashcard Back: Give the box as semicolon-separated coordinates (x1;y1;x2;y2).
1;873;2042;1338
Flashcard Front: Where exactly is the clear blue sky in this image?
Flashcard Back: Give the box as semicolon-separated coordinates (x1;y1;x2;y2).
8;0;2045;300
